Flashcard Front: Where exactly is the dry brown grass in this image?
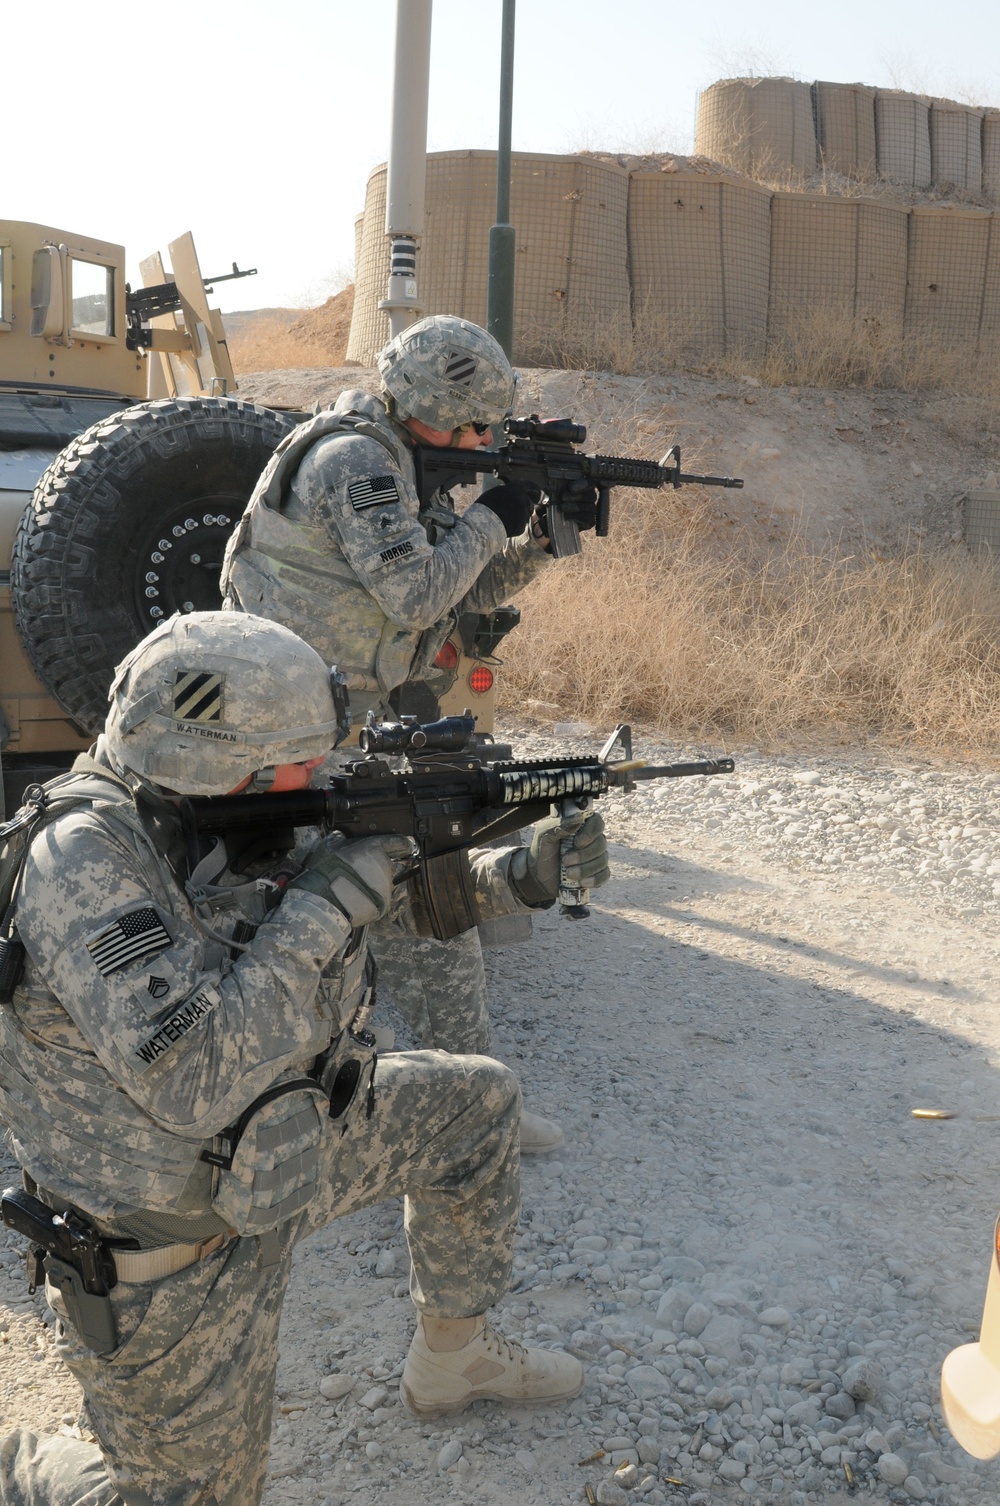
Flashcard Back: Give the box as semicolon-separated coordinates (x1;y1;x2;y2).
228;316;332;373
523;301;1000;419
498;494;1000;755
228;289;355;373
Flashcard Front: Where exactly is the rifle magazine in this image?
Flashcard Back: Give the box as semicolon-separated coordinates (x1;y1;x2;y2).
412;851;479;941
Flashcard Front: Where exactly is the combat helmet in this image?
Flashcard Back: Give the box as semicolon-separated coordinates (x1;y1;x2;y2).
104;611;343;796
377;314;517;430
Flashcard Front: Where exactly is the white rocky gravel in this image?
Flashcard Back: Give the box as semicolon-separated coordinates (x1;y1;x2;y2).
3;718;1000;1504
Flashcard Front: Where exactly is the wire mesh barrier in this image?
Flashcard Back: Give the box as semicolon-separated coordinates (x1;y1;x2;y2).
904;208;997;354
627;175;771;362
964;490;1000;551
874;91;933;189
346;151;629;366
347;75;1000;382
983;111;1000;201
768;196;908;349
695;78;817;180
929;101;984;193
813;82;877;181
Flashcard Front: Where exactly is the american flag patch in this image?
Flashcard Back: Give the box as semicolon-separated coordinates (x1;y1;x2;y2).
348;474;399;511
444;351;478;386
173;671;224;723
86;907;172;977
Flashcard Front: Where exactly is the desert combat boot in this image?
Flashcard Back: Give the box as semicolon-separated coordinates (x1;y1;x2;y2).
519;1107;565;1153
400;1316;585;1417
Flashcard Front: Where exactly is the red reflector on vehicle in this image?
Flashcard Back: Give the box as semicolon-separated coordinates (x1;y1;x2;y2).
433;640;459;670
468;666;494;694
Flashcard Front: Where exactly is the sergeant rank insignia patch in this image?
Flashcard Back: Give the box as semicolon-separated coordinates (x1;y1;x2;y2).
86;906;172;977
173;670;224;723
348;475;399;510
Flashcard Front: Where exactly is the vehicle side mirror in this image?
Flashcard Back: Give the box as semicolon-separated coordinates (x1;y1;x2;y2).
30;246;67;341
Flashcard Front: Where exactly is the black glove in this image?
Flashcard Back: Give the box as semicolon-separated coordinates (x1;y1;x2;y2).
554;478;599;532
474;481;542;538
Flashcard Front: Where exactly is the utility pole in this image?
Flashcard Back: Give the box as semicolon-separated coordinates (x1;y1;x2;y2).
486;0;516;358
381;0;432;338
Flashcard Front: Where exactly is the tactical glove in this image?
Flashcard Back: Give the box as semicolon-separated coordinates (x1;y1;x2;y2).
474;481;542;537
554;478;599;531
509;809;610;909
290;834;412;927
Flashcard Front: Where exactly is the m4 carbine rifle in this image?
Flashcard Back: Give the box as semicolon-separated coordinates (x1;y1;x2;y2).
412;415;744;558
180;714;734;939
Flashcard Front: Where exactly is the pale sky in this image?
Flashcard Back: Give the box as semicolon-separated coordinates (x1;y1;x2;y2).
5;0;998;311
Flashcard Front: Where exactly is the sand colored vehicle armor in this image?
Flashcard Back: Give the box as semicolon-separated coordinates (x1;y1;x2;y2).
0;224;507;818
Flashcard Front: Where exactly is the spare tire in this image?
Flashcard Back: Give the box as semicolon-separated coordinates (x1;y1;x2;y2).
11;396;296;734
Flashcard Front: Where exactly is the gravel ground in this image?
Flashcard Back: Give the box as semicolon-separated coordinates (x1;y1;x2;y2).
2;717;1000;1504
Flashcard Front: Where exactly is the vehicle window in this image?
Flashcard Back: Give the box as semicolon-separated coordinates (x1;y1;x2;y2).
71;258;113;335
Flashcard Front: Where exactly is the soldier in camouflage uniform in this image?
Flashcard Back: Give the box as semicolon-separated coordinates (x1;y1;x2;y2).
0;612;608;1506
221;316;599;1153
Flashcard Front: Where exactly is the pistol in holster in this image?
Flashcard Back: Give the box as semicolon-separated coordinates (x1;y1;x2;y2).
0;1186;137;1354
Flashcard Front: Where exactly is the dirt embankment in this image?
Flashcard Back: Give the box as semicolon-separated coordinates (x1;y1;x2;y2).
227;286;356;372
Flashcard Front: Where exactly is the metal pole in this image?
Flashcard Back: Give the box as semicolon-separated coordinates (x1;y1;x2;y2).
381;0;432;337
486;0;516;358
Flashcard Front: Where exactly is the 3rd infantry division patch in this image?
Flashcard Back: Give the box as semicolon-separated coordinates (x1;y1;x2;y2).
173;670;224;723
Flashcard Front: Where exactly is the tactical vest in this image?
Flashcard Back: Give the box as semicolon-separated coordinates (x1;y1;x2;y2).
221;403;453;722
0;762;368;1235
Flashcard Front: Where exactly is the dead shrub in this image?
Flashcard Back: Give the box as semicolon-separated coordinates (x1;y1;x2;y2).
498;503;1000;754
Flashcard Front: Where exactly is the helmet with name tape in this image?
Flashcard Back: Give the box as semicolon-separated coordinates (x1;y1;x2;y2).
104;611;342;795
376;314;517;430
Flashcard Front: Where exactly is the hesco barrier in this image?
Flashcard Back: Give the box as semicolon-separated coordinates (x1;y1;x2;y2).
349;146;1000;372
904;207;996;351
768;196;908;340
983;112;1000;200
964;490;1000;551
627;175;772;360
346;151;629;366
695;79;817;180
813;82;877;180
875;91;932;188
929;101;983;193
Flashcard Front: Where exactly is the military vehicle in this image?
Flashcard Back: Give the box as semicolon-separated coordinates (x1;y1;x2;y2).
1;221;508;816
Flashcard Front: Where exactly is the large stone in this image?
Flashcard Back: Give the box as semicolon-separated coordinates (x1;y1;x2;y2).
684;1303;712;1337
824;1391;856;1420
842;1357;886;1403
626;1364;671;1400
319;1374;354;1401
877;1453;909;1486
437;1441;463;1471
699;1313;745;1362
656;1286;698;1328
595;1482;628;1506
661;1256;707;1279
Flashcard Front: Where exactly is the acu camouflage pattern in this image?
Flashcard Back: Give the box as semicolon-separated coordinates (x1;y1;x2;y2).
220;389;552;725
0;755;521;1505
371;841;531;1057
376;314;518;428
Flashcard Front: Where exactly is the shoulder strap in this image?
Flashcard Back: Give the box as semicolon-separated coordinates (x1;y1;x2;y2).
259;410;403;514
0;760;134;923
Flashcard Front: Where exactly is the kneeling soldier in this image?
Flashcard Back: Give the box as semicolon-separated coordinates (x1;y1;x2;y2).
0;611;607;1506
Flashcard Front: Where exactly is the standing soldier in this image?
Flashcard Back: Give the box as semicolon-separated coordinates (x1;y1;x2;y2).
0;611;607;1506
221;315;599;1153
